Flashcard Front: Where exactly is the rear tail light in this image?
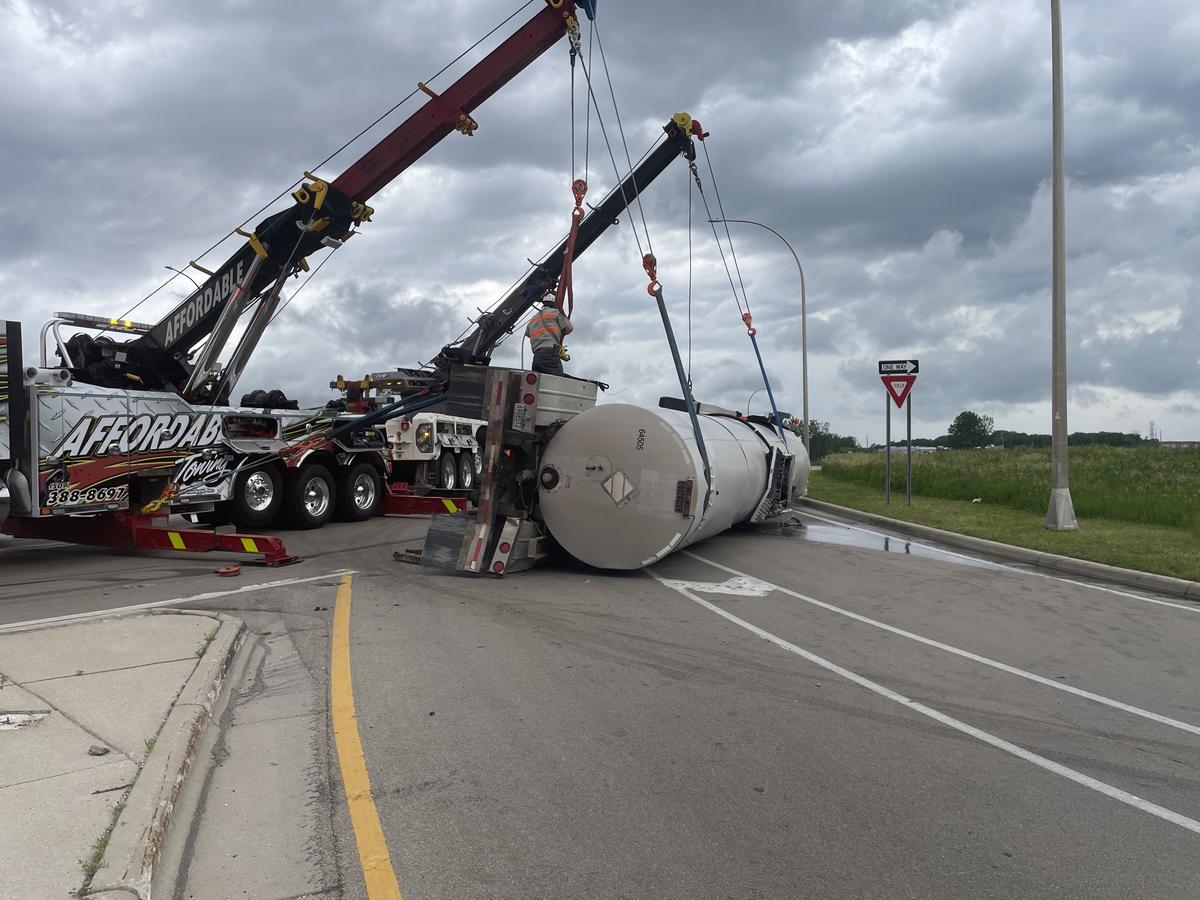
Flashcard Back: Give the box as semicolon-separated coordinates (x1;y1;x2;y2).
523;393;535;405
525;373;538;385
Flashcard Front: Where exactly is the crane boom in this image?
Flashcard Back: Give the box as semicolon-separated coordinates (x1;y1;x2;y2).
69;1;588;400
438;114;705;371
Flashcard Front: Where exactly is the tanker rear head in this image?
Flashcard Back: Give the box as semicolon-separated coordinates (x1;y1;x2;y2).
418;364;598;575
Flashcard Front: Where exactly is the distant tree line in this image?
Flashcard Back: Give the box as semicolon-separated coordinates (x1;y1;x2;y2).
809;408;1152;458
901;430;1150;450
992;430;1149;448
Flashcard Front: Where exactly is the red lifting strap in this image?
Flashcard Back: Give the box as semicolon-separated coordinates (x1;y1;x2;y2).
554;178;588;317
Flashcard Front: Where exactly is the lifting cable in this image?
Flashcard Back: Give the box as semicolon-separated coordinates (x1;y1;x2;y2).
592;18;654;257
643;254;713;513
556;17;591;318
107;0;539;331
571;13;713;509
686;170;694;388
574;41;650;258
701;140;753;319
478;134;665;362
695;141;788;445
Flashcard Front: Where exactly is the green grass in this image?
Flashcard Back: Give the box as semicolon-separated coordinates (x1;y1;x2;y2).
820;445;1200;531
808;470;1200;583
79;799;125;888
195;627;218;658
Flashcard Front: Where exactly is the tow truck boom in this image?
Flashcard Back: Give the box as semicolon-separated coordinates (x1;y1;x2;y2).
67;0;592;402
437;113;705;371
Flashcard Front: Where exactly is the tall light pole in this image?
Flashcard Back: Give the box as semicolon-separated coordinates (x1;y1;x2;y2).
709;217;809;452
1046;0;1078;530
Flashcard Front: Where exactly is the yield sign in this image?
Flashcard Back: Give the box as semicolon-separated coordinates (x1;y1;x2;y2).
881;375;916;408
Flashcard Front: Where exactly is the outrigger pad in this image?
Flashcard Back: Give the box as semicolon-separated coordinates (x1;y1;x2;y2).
420;512;473;571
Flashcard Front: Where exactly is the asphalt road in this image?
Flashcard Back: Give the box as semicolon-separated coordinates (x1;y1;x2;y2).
3;511;1198;898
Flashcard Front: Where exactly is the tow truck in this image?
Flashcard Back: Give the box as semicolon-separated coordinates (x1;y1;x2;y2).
0;1;600;563
330;370;484;492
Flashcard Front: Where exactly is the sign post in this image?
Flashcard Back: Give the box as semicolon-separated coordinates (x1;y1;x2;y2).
878;360;919;506
907;389;913;505
885;391;891;505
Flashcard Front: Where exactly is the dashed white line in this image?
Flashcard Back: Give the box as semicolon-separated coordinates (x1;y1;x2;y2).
648;570;1200;838
798;508;1199;614
0;569;356;633
682;550;1200;738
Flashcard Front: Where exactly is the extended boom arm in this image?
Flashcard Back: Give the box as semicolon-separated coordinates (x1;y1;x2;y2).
437;113;704;371
71;1;589;401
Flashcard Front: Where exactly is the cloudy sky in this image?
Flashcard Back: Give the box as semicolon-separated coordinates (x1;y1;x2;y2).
4;0;1198;442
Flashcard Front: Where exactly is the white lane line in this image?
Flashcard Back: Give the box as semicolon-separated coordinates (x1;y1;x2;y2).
647;570;1200;837
0;570;356;633
683;551;1200;738
798;508;1200;614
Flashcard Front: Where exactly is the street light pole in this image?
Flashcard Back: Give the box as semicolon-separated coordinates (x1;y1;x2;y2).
1047;0;1078;530
709;217;809;452
163;265;203;292
746;387;765;417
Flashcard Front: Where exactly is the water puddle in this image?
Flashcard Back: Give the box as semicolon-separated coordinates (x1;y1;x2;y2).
797;524;1004;571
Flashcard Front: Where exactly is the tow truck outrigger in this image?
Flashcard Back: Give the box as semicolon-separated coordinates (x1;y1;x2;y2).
1;1;600;563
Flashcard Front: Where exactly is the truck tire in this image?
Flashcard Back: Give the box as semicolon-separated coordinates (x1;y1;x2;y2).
337;461;382;522
437;452;457;491
283;463;336;529
230;465;281;529
457;452;475;490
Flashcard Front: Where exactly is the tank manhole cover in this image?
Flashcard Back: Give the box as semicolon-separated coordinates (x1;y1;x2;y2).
602;470;635;505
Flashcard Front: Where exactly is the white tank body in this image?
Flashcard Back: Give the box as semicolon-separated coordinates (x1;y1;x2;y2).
537;403;809;570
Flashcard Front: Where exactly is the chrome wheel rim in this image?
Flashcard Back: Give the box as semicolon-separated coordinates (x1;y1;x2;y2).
459;456;474;489
244;471;274;512
351;472;377;511
473;452;482;475
303;477;331;518
441;459;456;491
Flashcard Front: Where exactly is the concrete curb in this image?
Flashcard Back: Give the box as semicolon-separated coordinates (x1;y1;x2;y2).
800;498;1200;602
84;612;246;899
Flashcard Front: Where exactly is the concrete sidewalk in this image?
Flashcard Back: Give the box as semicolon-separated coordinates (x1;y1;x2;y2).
0;609;243;899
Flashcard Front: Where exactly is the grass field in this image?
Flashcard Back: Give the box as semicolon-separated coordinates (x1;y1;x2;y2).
808;448;1200;583
819;445;1200;531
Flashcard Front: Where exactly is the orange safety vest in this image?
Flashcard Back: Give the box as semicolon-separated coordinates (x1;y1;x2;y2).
526;309;563;350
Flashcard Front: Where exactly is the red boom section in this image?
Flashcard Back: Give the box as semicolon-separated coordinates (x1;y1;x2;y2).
334;3;573;202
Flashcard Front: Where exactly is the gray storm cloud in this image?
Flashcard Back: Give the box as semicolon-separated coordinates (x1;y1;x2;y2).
2;0;1197;440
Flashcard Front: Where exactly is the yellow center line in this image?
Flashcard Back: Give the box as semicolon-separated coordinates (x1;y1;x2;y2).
331;573;404;899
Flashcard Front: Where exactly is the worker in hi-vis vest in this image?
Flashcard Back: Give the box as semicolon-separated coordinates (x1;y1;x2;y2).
525;295;574;376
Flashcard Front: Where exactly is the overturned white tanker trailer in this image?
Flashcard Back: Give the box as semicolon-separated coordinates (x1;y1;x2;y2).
420;367;808;574
538;402;808;569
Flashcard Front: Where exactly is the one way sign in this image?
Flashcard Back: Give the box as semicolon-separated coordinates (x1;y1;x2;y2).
878;359;919;375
